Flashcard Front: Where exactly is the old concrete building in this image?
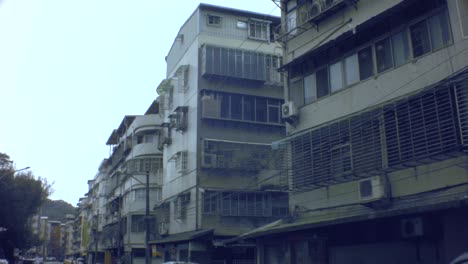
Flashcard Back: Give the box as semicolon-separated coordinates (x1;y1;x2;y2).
231;0;468;263
86;100;164;264
151;4;287;264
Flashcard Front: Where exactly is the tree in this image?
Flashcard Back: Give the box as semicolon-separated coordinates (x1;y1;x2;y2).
0;152;53;262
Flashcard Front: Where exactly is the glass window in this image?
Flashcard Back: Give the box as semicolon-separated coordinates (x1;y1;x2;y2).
268;100;280;123
392;30;411;67
344;54;359;86
410;20;431;58
220;94;230;118
428;11;452;50
290;79;304;107
207;15;221;26
304;73;317;104
256;98;267;122
358;47;374;80
249;20;269;41
316;67;329;99
231;94;242;120
237;21;247;29
243;96;255;121
375;37;394;73
329;61;344;92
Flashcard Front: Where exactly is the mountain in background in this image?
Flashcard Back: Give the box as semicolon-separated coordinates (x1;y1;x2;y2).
40;199;77;222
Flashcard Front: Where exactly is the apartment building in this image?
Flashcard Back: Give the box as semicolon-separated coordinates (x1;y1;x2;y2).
86;100;164;264
150;4;286;264
229;0;468;263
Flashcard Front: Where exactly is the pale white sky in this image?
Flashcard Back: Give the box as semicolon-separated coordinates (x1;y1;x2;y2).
0;0;280;205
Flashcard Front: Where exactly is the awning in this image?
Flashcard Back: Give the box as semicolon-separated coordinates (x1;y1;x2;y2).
225;184;468;242
149;229;214;244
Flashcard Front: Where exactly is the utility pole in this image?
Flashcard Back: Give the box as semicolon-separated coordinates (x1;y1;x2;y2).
145;170;150;264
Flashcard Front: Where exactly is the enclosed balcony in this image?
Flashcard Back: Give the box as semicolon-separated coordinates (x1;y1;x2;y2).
201;44;282;84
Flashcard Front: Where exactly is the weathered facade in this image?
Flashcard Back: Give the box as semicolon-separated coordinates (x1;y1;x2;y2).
151;4;287;264
86;100;165;264
239;0;468;263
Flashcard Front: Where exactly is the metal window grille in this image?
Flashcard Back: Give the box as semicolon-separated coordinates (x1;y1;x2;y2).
202;45;281;82
283;70;468;190
202;191;288;217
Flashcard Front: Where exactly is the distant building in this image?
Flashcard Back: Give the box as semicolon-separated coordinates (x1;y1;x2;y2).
86;100;164;264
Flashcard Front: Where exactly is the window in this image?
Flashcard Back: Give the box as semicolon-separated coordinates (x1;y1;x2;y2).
136;134;155;144
316;67;330;99
344;54;359;86
131;215;145;233
135;189;145;200
175;193;190;220
304;73;317;104
410;20;431;58
329;61;344;92
392;30;411;67
375;37;394;73
231;94;243;120
201;91;283;125
428;11;452;50
174;106;188;131
256;98;267;122
243;96;255;121
127;157;163;173
203;191;219;214
358;47;374;80
268;99;281;123
207;15;221;26
248;20;269;41
175;151;188;173
202;45;281;82
290;79;304;107
286;10;297;34
237;20;247;29
457;0;468;38
202;191;288;217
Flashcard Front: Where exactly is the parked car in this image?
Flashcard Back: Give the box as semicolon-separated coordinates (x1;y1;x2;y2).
450;252;468;264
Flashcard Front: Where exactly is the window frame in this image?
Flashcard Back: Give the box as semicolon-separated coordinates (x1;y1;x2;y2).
286;7;453;110
248;19;270;41
207;14;222;27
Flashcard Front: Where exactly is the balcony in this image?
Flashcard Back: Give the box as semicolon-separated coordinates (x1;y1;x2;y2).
201;139;282;172
201;45;282;84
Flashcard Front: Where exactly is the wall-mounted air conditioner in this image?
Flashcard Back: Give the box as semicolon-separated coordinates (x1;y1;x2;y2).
201;153;217;168
401;217;424;238
297;1;322;25
358;176;387;203
282;101;299;122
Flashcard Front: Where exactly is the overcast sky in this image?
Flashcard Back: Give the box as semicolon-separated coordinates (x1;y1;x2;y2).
0;0;280;206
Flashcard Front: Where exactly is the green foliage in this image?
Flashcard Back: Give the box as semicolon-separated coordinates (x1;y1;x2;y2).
0;152;52;261
40;199;77;222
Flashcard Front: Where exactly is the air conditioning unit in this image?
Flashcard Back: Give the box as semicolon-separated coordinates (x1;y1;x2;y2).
158;222;168;235
297;2;322;25
282;101;299;120
201;153;217;168
401;217;424;238
358;176;387;203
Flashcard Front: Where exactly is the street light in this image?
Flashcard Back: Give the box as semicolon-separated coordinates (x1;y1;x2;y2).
0;166;30;180
14;167;31;173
